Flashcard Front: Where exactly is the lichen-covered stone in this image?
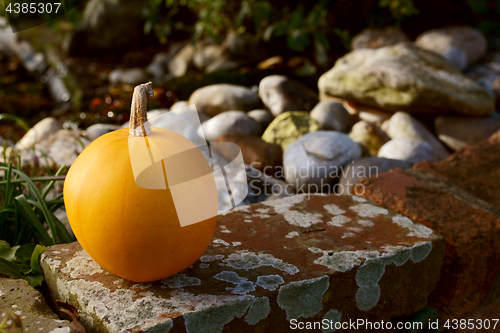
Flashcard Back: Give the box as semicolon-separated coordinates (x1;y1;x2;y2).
318;43;495;116
41;194;444;333
261;111;319;149
0;277;71;332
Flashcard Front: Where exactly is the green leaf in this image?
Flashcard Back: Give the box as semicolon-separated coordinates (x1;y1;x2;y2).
25;272;45;287
31;245;47;274
15;243;36;262
0;241;19;261
0;257;24;279
14;194;54;246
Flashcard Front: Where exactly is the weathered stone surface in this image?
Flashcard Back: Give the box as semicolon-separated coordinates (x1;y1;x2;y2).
189;84;262;117
434;113;500;150
351;26;410;50
261;111;319;149
310;100;353;132
414;130;500;206
41;194;444;333
339;157;412;195
259;75;318;116
0;277;71;332
415;26;487;71
356;166;500;319
199;111;261;142
318;43;495;116
214;134;282;177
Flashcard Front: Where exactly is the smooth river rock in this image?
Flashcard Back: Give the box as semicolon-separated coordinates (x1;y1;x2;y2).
259;75;318;116
189;84;262;117
415;26;487;71
283;130;361;192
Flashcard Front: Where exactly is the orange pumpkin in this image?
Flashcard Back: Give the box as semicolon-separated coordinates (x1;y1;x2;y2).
64;83;218;282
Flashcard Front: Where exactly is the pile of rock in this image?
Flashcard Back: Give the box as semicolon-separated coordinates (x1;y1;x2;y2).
7;26;500;205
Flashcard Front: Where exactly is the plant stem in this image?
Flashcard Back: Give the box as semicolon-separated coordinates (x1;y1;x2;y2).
129;82;154;137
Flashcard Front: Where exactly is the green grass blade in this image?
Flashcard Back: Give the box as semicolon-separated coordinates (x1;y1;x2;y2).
0;167;58;244
0;114;30;132
27;200;73;243
42;165;67;199
15;194;54;246
0;175;66;185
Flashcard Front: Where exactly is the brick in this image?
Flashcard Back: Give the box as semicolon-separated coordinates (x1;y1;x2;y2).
41;194;444;333
0;277;71;332
414;130;500;206
356;168;500;319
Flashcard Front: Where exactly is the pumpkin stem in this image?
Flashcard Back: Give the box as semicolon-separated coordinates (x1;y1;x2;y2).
129;82;154;136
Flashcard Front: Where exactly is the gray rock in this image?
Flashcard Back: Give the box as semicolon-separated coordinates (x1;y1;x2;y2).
170;100;189;110
65;0;144;56
205;54;244;73
381;112;450;160
464;52;500;96
189;84;261;116
318;43;495;117
378;138;443;164
310;100;353;132
415;26;487;71
199;111;261;142
283;131;362;192
147;42;189;78
168;43;195;77
15;117;63;150
259;75;318;116
435;113;500;150
85;123;121;141
351;26;410;50
193;43;225;71
349;120;390;156
225;31;262;59
35;130;90;168
109;68;149;86
0;277;71;332
338;157;412;195
247;109;274;129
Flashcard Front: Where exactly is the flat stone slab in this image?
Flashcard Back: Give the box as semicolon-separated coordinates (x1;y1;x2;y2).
0;277;71;332
41;194;444;333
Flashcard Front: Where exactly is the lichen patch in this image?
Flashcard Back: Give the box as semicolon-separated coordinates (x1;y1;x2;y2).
60;250;103;278
277;276;329;320
327;215;351;227
285;231;299;238
324;204;346;216
162;274;202;289
256;275;285;291
223;251;299;275
245;297;270;325
350;204;388;218
392;215;433;238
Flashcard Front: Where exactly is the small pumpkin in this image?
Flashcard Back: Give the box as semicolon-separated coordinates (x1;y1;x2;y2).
64;82;218;282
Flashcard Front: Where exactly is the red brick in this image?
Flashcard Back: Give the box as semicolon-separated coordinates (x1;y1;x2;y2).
356;168;500;319
414;130;500;206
